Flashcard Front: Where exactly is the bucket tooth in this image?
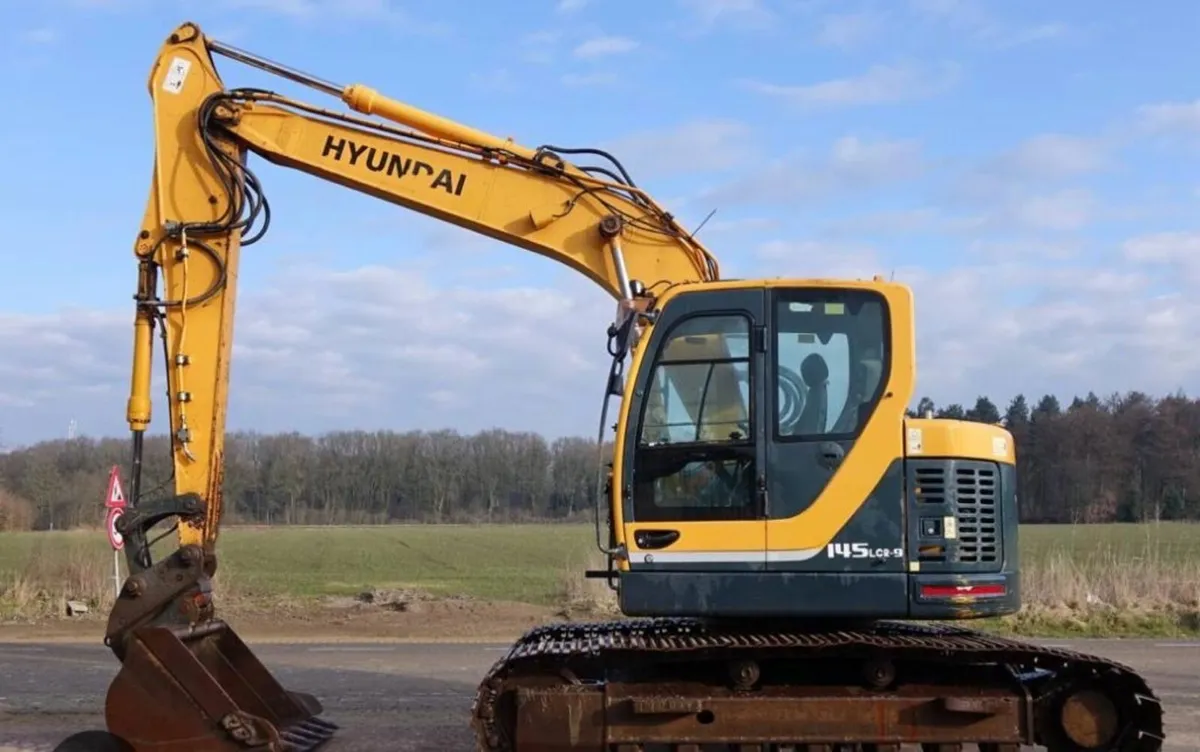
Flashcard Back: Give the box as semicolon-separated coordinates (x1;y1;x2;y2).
279;720;336;752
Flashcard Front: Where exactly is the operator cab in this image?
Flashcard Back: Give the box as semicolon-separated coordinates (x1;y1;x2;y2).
628;286;889;533
597;281;1020;621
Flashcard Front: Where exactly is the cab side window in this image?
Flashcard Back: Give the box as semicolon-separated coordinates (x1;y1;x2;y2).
775;294;888;439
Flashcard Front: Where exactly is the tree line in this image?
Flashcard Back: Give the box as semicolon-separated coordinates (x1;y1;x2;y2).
1;389;1198;530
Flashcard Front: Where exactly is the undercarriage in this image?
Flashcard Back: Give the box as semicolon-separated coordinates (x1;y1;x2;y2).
471;618;1165;752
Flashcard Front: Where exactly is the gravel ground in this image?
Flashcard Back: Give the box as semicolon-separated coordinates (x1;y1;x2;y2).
0;639;1197;751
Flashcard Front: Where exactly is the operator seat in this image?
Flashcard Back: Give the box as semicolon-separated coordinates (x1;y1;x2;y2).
855;356;883;429
795;353;828;434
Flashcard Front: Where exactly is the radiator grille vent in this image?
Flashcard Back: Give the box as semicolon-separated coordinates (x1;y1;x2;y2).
954;465;998;563
913;466;946;504
912;463;999;564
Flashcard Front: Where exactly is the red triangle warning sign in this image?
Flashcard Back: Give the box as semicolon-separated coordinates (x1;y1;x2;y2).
105;465;126;509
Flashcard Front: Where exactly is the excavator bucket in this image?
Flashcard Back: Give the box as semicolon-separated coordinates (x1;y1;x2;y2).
104;620;337;751
97;545;336;751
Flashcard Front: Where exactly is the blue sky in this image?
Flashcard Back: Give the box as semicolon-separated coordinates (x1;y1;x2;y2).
1;0;1199;447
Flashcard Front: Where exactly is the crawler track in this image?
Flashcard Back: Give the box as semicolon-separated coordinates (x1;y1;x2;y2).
470;618;1165;752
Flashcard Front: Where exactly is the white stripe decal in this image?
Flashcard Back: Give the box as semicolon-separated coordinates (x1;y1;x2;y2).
766;548;824;562
633;548;823;564
635;551;759;563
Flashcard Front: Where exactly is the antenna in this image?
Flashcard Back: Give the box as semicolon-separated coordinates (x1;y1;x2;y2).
690;208;717;238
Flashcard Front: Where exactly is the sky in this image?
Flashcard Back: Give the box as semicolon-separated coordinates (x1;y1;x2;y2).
1;0;1199;448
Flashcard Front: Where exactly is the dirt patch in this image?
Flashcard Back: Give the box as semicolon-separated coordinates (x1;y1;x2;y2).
0;589;584;644
225;588;565;641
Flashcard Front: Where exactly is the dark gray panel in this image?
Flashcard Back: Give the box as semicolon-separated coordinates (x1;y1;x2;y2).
617;570;910;618
768;459;906;573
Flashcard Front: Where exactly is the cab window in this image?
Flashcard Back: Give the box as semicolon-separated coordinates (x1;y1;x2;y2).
633;313;756;522
637;314;751;446
774;291;888;439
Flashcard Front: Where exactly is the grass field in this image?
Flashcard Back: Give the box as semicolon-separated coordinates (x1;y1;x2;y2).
1;522;1198;637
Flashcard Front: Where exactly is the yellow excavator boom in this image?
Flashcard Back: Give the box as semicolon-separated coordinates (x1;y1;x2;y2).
128;22;719;556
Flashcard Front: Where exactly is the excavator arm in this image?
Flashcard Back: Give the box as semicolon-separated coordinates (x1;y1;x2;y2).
92;21;720;752
125;21;718;560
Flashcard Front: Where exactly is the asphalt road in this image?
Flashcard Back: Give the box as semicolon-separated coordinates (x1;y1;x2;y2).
0;639;1197;751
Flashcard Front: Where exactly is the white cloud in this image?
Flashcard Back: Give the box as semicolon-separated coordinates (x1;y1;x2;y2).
909;0;1069;49
815;12;883;48
939;132;1117;234
330;0;409;16
909;0;989;28
742;62;961;109
556;0;588;12
7;232;1200;446
21;28;58;45
0;308;136;441
936;188;1097;233
0;259;620;445
964;237;1082;262
220;0;319;17
468;68;517;93
747;244;1200;407
819;207;986;237
703;135;926;205
1125;231;1200;263
945;133;1113;206
1004;188;1095;232
696;216;780;237
572;35;639;58
994;23;1069;48
1124;231;1200;283
560;72;618;87
61;0;151;9
522;30;560;44
215;0;449;33
993;134;1112;180
677;0;774;30
600;120;758;177
519;30;560;65
757;239;884;280
1136;100;1200;135
829;136;922;171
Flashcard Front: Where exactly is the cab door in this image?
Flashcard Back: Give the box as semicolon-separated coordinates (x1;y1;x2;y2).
763;285;909;573
619;287;767;572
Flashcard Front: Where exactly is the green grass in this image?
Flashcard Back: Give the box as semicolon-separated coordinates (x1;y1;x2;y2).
1;522;1198;636
1021;520;1200;562
210;524;587;604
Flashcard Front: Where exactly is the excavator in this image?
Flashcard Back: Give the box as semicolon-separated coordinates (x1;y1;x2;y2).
55;21;1165;752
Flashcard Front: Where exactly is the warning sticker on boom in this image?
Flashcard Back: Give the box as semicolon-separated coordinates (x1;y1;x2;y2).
162;57;191;95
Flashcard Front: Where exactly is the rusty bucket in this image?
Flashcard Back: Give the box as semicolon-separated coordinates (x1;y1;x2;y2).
101;620;337;751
